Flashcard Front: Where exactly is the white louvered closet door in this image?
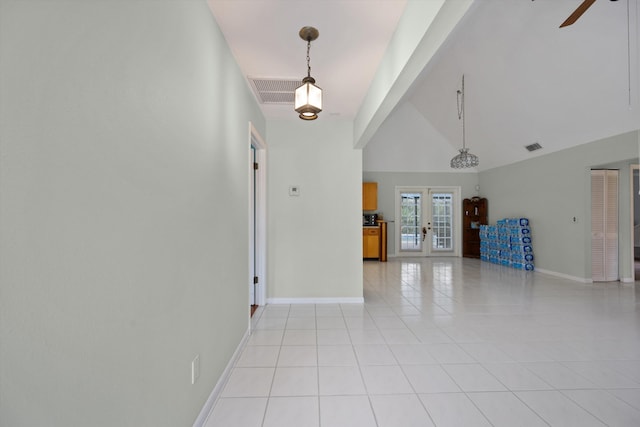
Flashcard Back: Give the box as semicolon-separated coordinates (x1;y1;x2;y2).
591;170;619;282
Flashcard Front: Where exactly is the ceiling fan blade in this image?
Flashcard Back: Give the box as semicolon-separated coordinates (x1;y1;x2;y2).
560;0;597;28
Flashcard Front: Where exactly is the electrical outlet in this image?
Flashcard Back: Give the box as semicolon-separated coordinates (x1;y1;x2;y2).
191;354;200;385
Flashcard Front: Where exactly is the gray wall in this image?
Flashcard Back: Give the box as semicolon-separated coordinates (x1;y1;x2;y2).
268;120;363;300
362;171;479;255
479;131;639;281
0;1;265;425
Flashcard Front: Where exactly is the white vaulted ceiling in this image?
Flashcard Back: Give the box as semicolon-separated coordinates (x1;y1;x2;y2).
406;0;640;170
208;0;640;170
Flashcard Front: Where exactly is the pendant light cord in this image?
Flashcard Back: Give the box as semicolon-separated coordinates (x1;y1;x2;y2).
627;0;631;107
450;73;478;168
457;75;466;150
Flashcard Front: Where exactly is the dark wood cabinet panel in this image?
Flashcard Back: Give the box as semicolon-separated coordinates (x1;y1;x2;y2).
462;197;487;258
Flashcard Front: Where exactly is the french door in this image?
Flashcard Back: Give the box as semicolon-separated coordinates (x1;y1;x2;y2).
396;187;461;257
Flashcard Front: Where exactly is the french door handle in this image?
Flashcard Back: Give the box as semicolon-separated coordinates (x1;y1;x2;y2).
422;227;427;241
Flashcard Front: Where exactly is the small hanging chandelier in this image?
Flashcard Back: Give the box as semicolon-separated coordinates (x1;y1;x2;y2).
450;74;479;169
294;26;322;121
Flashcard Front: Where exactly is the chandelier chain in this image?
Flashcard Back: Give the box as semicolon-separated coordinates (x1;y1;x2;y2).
450;74;478;169
306;40;311;78
295;27;321;120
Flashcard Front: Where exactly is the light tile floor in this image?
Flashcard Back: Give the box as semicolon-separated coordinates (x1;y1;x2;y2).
204;257;640;427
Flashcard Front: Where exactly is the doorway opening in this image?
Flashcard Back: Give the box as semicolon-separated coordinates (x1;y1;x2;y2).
631;165;639;281
591;169;619;282
395;186;461;257
249;123;267;317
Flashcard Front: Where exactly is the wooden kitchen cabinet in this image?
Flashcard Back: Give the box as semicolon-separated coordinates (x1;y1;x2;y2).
363;227;380;259
362;182;378;211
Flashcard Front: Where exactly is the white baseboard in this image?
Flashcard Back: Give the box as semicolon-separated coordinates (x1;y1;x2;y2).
192;328;250;427
266;297;365;305
534;268;593;283
536;268;638;284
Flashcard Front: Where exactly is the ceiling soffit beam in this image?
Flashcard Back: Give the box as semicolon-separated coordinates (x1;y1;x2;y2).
353;0;475;149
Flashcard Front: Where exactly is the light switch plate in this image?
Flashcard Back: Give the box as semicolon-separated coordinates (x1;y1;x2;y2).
289;185;300;196
191;354;200;384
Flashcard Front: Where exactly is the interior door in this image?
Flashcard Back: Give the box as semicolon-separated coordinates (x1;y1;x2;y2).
249;123;267;312
633;166;639;282
397;187;460;257
249;146;256;306
591;169;619;282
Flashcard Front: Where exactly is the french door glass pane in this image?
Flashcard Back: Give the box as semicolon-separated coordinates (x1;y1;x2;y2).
431;193;453;251
400;193;422;251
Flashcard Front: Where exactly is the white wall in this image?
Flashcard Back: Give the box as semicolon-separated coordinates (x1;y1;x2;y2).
479;131;639;281
363;102;461;172
0;1;265;425
267;120;363;301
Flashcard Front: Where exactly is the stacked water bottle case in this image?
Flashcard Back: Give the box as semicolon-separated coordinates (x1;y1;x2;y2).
479;218;534;271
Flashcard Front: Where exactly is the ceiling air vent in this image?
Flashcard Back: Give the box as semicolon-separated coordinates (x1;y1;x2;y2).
248;77;301;105
525;142;543;152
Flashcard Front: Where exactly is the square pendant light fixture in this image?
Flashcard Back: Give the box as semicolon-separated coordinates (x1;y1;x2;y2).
294;26;322;120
